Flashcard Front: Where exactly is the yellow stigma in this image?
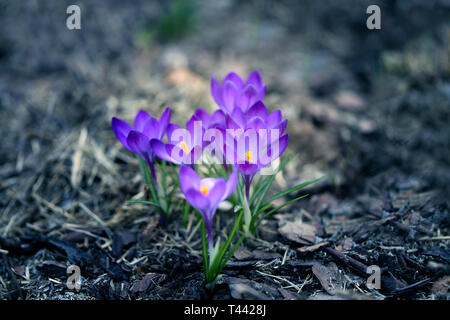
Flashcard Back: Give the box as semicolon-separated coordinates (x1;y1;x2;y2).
179;141;190;154
200;186;209;196
245;151;253;162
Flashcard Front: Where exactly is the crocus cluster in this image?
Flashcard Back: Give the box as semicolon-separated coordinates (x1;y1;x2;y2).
112;70;297;287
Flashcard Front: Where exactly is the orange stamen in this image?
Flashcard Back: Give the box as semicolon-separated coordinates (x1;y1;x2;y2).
179;141;190;154
200;186;209;196
245;151;252;162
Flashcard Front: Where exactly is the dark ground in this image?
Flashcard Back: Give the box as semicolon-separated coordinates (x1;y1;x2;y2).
0;0;449;300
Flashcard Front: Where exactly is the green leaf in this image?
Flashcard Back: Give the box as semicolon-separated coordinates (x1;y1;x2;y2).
137;156;151;185
159;161;168;196
236;175;251;231
250;174;273;207
256;203;273;215
208;210;244;282
254;194;309;229
262;176;323;207
219;233;245;271
182;202;190;227
200;221;210;279
251;155;293;214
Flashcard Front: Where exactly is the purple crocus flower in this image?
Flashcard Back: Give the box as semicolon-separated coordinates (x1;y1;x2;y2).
211;70;266;114
223;102;289;198
225;101;287;141
150;117;204;165
191;108;226;130
180;166;238;249
112;107;171;180
189;108;230;169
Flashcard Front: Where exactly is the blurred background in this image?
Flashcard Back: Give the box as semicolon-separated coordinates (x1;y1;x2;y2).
0;0;449;299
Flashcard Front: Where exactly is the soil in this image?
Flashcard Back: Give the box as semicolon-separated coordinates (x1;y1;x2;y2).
0;0;449;300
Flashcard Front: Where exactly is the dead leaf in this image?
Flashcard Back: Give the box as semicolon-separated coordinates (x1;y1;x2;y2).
226;277;277;300
312;262;345;295
234;246;281;261
278;220;316;245
325;217;367;235
233;246;254;260
336;238;354;252
13;266;25;277
131;273;157;293
297;242;329;253
278;288;301;300
431;276;450;295
392;190;436;209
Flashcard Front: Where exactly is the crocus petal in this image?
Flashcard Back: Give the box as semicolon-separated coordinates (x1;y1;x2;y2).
222;170;238;201
127;131;151;162
246;117;266;130
142;117;160;140
246;70;264;91
211;76;223;107
193;108;210;126
112;117;132;150
211;110;226;127
246;101;269;121
200;177;220;191
236;131;259;164
276;119;288;135
150;139;174;163
167;123;182;145
259;85;266;101
229;107;246;129
268;119;288;144
134;110;151;132
223;72;244;89
188;145;204;165
266;110;282;128
223;132;237;164
167;144;186;165
261;134;289;166
237;84;259;112
222;81;238;114
180;165;201;195
224;146;236;165
186;118;205;148
236;163;260;176
158;107;171;138
206;179;227;215
185;189;211;216
276;134;290;157
225;115;241;131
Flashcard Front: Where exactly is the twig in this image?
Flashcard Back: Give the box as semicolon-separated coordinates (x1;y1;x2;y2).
390;278;432;298
419;236;450;241
256;270;301;292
